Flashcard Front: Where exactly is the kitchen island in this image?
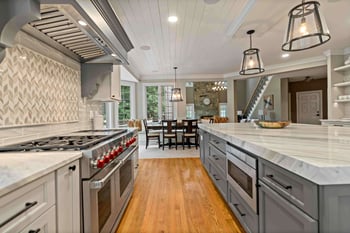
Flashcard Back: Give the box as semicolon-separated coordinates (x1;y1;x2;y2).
199;123;350;233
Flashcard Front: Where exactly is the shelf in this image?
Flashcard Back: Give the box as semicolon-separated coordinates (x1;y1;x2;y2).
334;64;350;72
334;81;350;87
334;99;350;103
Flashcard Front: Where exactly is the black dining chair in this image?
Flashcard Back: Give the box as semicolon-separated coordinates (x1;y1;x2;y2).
143;119;160;149
182;119;198;149
161;120;178;150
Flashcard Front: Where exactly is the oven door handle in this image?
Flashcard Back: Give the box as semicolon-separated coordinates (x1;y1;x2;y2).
90;161;122;190
122;146;138;164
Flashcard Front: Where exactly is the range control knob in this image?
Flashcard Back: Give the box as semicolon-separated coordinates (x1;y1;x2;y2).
104;154;110;163
110;150;117;159
97;159;105;168
118;146;123;153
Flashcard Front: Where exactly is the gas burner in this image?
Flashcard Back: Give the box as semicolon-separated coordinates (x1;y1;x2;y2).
0;133;123;152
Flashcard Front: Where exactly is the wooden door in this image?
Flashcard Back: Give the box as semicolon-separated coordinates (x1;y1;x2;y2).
296;90;322;124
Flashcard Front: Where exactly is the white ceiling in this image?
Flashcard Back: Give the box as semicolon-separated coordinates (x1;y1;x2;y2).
108;0;350;80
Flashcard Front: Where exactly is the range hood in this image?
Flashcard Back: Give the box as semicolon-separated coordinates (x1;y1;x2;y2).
0;0;134;102
0;0;134;64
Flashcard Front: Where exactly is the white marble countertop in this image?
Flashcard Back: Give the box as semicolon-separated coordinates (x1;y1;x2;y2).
199;123;350;185
0;151;82;197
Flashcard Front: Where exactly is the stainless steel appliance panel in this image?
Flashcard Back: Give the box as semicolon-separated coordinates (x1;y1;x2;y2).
226;144;257;213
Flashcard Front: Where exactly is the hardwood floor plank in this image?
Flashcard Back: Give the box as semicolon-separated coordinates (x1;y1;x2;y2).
116;158;245;233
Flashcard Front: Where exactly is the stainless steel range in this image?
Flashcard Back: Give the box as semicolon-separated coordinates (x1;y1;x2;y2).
0;128;138;233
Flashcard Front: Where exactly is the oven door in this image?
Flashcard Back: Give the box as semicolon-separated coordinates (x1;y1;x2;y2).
115;146;137;217
227;152;257;213
82;160;122;233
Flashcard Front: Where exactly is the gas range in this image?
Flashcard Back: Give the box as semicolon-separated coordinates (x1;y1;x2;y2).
0;128;138;179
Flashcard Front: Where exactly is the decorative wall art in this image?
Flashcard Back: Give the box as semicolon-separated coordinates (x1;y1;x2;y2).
263;94;274;110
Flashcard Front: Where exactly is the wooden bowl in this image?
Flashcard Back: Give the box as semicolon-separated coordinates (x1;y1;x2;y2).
256;121;290;129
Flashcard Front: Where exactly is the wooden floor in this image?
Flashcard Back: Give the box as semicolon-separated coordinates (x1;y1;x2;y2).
115;158;245;233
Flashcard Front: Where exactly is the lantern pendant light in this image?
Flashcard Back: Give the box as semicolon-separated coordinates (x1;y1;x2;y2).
169;67;183;102
239;30;264;75
282;0;331;51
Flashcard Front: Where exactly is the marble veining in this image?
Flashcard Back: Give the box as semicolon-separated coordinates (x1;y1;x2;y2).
0;152;82;197
199;123;350;185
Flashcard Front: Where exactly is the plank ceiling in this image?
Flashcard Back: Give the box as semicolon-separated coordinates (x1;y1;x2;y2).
108;0;350;80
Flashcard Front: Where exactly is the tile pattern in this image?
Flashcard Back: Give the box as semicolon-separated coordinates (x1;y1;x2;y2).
0;45;79;127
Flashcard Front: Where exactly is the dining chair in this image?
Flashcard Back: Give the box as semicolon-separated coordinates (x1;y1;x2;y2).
161;120;178;150
143;119;160;149
182;119;198;149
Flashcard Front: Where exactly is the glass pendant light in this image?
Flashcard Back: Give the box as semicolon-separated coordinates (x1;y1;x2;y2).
169;67;183;102
239;30;264;75
282;0;330;51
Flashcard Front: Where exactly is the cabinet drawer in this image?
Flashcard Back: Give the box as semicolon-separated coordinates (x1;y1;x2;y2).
228;183;258;233
209;134;226;153
259;159;318;219
19;206;56;233
259;181;318;233
208;144;226;174
208;161;227;200
0;173;55;233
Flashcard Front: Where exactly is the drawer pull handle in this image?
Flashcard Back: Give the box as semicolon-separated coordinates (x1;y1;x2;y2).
29;229;41;233
266;174;292;190
233;204;246;217
212;155;219;160
213;174;220;181
0;201;38;227
69;165;76;171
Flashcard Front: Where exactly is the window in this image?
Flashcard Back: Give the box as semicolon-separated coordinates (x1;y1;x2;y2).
145;84;176;121
186;104;195;119
118;85;131;125
219;103;227;117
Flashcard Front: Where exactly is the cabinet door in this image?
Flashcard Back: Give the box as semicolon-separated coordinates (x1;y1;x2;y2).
56;160;80;233
259;181;318;233
199;130;209;170
19;206;56;233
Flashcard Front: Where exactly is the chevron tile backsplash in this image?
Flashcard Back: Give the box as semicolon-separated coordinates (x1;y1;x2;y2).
0;44;79;127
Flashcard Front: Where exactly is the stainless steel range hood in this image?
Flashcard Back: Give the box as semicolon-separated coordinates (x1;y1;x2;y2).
0;0;134;64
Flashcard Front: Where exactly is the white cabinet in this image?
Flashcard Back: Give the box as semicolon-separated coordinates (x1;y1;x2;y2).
56;160;81;233
333;64;350;103
0;173;55;233
0;159;81;233
19;206;56;233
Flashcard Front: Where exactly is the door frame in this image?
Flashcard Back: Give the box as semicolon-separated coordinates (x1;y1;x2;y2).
296;90;323;124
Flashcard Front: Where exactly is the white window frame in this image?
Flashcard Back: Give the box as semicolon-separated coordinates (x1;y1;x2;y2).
142;82;177;120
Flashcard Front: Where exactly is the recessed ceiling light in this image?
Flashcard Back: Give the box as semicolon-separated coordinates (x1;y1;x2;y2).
168;16;178;23
111;53;117;57
203;0;220;4
281;53;290;58
140;45;151;50
78;20;87;26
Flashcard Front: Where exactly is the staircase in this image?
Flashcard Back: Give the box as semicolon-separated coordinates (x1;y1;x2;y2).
243;76;272;119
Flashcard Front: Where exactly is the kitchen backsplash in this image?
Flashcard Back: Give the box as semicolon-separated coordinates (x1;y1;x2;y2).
0;32;103;145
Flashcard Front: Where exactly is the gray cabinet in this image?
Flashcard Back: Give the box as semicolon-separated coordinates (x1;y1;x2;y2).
228;183;258;233
259;181;318;233
199;129;209;170
205;133;227;200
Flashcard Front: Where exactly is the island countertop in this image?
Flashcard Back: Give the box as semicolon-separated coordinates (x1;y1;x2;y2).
199;123;350;185
0;151;82;197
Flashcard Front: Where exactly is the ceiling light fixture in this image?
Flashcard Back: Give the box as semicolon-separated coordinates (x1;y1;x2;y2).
169;67;183;102
282;0;331;51
239;30;264;75
212;81;227;91
168;16;178;23
281;53;290;58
